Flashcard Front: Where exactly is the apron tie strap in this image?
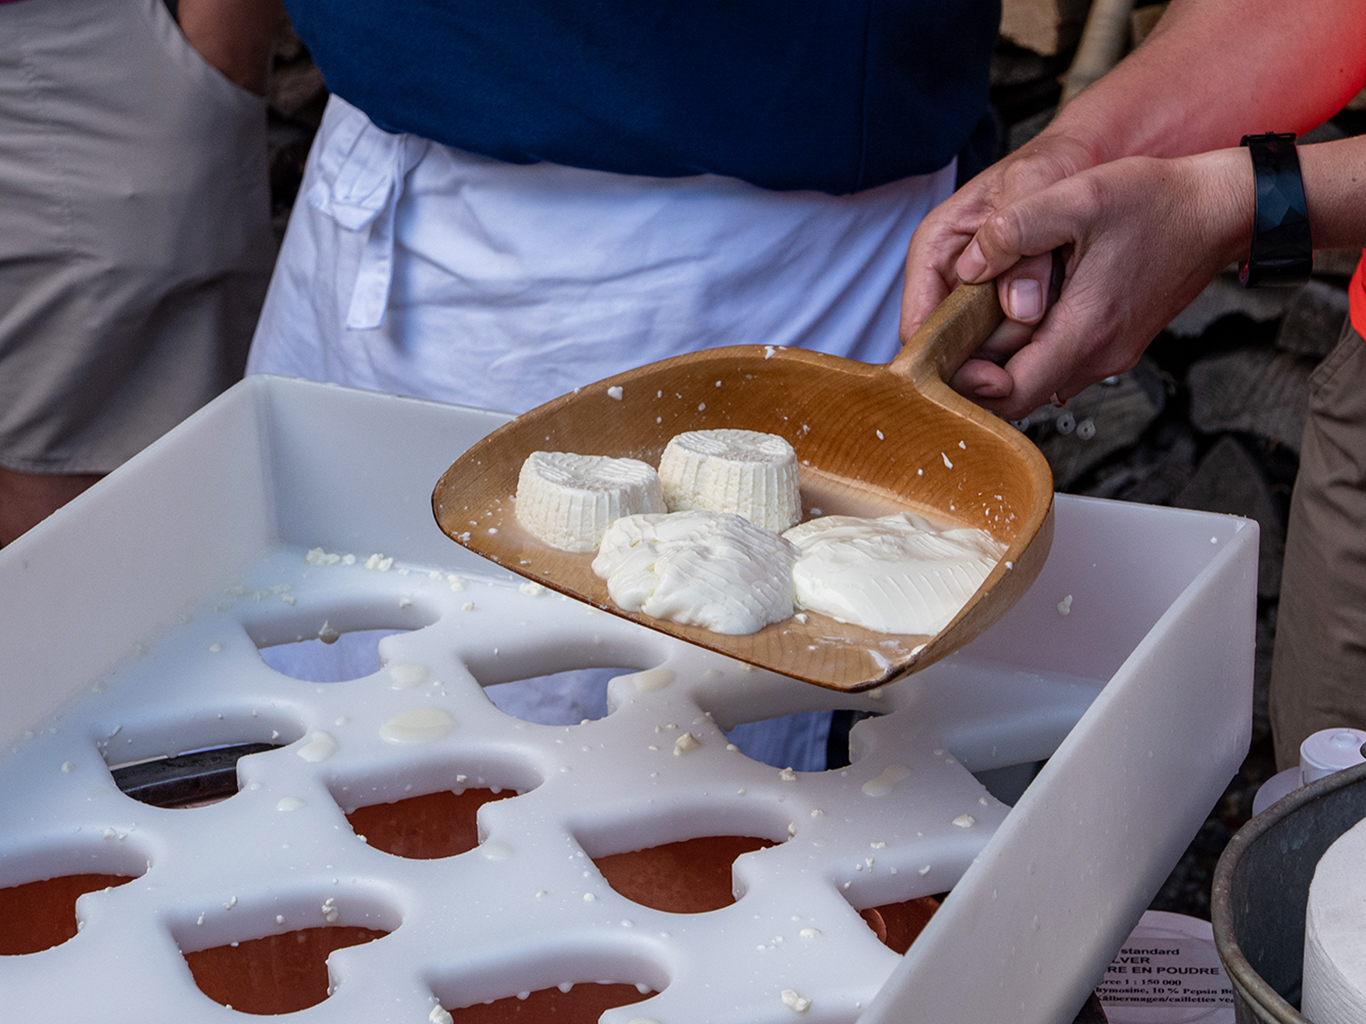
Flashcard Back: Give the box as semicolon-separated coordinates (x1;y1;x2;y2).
305;113;428;330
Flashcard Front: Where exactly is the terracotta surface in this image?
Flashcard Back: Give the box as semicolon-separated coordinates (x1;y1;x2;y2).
181;790;512;1014
345;788;518;859
595;835;776;913
434;282;1054;690
171;800;936;1018
0;873;136;955
184;926;389;1014
447;982;652;1023
860;895;941;955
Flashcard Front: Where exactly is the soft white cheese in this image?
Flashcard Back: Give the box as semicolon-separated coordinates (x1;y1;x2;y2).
515;451;665;553
783;512;1006;635
658;429;801;532
592;510;796;635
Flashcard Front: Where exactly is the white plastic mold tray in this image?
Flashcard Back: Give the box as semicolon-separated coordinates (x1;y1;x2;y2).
0;376;1256;1024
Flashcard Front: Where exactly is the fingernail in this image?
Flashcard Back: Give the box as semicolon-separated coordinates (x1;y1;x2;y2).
1008;278;1043;322
957;242;987;283
974;382;1004;398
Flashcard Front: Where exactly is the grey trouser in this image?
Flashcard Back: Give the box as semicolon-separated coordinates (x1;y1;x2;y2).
1270;319;1366;768
0;0;274;474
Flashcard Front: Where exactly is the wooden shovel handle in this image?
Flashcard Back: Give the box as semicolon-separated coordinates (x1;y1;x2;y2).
891;281;1004;390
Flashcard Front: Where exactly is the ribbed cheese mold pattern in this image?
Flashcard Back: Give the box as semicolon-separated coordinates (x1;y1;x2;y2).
0;546;1025;1021
0;377;1257;1024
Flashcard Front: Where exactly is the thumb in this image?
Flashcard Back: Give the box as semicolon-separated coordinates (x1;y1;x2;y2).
956;196;1078;285
993;251;1056;324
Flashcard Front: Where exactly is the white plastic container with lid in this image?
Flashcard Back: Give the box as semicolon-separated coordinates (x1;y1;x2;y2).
1252;728;1366;816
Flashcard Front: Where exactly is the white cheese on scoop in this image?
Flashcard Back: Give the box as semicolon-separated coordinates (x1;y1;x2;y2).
592;510;796;635
515;451;665;553
783;512;1005;635
658;429;801;532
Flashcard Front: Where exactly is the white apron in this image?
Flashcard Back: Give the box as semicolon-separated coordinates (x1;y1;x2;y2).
249;95;956;769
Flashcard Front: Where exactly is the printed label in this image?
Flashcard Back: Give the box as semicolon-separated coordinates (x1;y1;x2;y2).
1097;936;1233;1010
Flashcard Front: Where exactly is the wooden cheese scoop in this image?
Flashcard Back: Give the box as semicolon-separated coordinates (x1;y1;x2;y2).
433;283;1054;691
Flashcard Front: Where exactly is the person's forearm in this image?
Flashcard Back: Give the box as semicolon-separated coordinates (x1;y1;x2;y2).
1301;134;1366;249
1043;0;1366;167
177;0;284;97
898;0;1366;342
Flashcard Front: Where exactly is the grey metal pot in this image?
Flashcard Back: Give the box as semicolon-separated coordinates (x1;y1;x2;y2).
1212;760;1366;1024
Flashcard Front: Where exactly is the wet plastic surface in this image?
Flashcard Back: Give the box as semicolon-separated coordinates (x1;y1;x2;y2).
0;376;1256;1023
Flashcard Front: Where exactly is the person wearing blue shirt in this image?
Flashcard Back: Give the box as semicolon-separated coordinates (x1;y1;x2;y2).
248;1;1000;768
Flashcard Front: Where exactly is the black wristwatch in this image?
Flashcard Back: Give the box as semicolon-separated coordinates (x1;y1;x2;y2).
1238;132;1313;288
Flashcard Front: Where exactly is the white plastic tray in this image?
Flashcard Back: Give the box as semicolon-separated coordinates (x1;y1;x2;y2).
0;376;1256;1023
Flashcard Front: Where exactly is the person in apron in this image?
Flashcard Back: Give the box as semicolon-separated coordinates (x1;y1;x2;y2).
0;0;277;545
248;2;1000;769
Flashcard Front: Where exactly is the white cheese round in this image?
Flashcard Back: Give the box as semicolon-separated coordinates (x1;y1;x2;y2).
515;451;665;553
783;512;1006;635
592;510;796;635
1304;815;1366;1024
658;429;801;532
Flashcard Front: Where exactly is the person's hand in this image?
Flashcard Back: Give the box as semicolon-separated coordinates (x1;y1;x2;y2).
177;0;285;97
900;132;1101;397
923;148;1252;419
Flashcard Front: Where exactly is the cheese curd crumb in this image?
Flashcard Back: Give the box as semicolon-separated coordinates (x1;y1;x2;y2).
673;732;701;756
305;547;341;566
781;989;812;1013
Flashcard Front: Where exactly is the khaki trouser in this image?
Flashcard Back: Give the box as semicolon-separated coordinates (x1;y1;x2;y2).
0;0;274;474
1270;319;1366;769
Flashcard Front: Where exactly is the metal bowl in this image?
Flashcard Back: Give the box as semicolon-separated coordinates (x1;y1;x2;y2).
1212;760;1366;1023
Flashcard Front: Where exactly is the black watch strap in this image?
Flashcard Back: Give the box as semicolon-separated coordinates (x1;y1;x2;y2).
1239;132;1313;288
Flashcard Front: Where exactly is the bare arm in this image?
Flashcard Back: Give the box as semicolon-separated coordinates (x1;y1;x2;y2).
1044;0;1366;166
177;0;285;97
1301;133;1366;248
932;131;1366;417
900;0;1366;415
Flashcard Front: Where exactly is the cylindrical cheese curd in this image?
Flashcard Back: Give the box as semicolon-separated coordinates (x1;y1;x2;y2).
783;512;1006;635
515;452;665;553
658;429;801;533
592;510;797;635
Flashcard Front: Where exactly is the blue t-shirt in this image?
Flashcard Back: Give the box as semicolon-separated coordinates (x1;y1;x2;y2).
285;0;999;195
